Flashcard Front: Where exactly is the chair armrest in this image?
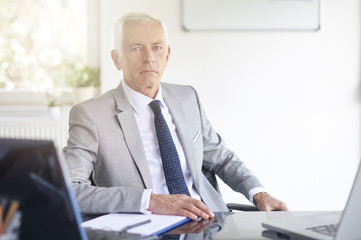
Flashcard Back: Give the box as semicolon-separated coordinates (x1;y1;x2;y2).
226;203;259;211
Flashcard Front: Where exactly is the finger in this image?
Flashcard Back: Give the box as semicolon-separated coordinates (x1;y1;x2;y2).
177;208;199;221
177;198;213;220
192;199;215;219
277;202;289;211
171;195;211;220
259;204;272;211
184;201;211;220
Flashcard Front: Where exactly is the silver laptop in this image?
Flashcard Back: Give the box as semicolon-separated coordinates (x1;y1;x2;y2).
262;160;361;240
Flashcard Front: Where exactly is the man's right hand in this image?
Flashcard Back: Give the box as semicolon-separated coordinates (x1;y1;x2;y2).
147;193;215;221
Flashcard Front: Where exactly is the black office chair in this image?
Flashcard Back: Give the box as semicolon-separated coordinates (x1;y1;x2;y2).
202;167;259;211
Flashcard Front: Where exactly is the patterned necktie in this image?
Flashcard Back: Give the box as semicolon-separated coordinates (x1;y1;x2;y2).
149;100;190;196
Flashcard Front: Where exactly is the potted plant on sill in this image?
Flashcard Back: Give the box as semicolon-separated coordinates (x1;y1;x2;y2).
46;90;62;119
65;64;101;103
47;99;62;119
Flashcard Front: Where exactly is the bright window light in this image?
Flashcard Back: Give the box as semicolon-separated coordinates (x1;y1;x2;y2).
0;0;86;91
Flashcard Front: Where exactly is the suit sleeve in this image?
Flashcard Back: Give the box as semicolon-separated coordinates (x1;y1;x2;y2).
192;87;265;200
63;102;144;214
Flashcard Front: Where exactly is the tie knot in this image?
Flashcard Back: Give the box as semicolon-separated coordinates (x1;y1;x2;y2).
149;100;162;115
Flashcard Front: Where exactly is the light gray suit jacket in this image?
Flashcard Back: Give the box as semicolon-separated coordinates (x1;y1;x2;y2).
63;82;263;214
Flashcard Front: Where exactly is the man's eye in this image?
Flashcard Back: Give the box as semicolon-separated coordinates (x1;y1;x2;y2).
154;46;163;50
131;47;140;52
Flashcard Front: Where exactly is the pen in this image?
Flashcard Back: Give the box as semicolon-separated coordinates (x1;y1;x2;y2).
121;219;151;232
3;200;19;233
0;205;3;235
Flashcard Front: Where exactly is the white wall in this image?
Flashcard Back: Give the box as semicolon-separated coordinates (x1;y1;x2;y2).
99;0;361;211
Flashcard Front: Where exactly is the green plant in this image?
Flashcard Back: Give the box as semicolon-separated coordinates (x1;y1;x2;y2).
47;99;58;107
66;65;100;88
46;89;61;107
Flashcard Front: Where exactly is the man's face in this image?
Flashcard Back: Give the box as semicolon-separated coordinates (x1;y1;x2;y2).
113;20;170;97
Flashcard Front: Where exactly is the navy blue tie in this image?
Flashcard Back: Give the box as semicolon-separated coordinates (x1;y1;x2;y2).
149;100;190;196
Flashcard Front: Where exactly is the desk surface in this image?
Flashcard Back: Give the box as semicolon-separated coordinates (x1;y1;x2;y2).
170;211;334;240
84;211;337;240
216;211;312;240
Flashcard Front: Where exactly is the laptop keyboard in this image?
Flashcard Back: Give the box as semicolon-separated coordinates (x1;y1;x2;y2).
306;223;339;237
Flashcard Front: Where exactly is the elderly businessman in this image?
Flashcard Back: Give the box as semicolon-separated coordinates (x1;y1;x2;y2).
63;12;287;221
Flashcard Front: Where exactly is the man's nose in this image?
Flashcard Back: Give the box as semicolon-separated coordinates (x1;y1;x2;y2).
143;48;155;63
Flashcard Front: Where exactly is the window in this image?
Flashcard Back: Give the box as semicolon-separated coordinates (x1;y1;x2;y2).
0;0;89;105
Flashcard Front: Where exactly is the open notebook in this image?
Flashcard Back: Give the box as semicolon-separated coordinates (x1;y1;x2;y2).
83;213;191;236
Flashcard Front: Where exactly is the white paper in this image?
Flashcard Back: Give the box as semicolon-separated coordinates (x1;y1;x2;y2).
82;213;189;235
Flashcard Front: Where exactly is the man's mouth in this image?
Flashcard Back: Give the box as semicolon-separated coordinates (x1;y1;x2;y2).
140;69;157;74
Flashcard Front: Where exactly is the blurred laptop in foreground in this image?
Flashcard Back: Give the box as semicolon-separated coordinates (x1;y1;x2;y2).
0;138;88;240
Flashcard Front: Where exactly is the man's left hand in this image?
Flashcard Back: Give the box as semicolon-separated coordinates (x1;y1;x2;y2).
253;192;288;211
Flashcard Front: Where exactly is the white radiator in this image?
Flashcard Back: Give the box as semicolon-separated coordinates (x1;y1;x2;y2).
0;107;70;152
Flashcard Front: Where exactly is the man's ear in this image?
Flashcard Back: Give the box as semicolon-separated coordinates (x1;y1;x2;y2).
111;50;122;70
165;45;171;63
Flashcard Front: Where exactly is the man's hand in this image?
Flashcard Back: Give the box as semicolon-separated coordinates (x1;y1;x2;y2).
148;193;215;221
253;192;288;211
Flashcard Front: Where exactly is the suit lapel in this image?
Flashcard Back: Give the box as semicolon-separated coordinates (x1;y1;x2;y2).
162;86;201;185
113;85;153;189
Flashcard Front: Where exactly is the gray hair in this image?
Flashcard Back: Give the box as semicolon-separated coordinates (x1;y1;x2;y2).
112;12;169;55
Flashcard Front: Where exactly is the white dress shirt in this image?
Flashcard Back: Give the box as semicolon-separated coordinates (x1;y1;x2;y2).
122;81;201;212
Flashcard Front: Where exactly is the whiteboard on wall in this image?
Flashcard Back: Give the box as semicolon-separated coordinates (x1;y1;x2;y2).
182;0;320;31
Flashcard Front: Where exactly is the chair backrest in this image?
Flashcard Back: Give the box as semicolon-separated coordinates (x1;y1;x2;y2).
202;167;221;195
202;167;259;211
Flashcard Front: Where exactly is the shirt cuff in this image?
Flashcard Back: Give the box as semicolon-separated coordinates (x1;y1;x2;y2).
248;187;267;205
140;189;153;214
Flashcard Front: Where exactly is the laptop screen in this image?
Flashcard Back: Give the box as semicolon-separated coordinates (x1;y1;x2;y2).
0;138;87;240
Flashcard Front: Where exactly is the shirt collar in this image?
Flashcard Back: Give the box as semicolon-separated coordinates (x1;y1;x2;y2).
122;80;165;114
